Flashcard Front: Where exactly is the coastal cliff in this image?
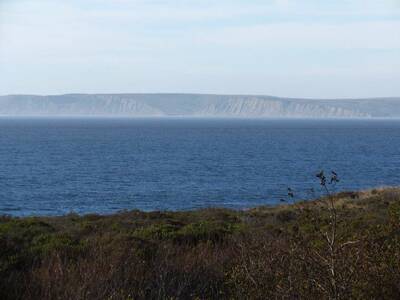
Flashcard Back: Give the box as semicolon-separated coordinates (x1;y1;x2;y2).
1;94;399;117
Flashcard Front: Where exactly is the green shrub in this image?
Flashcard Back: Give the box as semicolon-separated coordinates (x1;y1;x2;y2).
0;188;399;299
132;223;180;240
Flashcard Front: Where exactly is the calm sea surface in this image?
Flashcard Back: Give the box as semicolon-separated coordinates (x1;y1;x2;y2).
0;117;399;216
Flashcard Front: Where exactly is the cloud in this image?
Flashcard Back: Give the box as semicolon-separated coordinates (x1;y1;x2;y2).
0;0;400;97
275;0;290;9
192;21;400;50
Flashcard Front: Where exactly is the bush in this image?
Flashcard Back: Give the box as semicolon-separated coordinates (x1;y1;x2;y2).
0;188;399;299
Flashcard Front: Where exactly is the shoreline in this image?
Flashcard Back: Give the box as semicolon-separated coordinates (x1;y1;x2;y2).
2;187;397;218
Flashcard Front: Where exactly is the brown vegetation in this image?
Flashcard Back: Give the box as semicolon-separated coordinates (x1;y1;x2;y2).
0;188;399;299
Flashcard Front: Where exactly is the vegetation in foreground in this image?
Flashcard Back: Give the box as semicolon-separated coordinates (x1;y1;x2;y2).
0;188;399;299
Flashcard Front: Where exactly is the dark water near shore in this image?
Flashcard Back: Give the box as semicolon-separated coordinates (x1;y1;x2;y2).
0;117;399;216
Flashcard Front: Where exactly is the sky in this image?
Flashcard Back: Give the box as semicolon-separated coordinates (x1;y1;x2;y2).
0;0;399;98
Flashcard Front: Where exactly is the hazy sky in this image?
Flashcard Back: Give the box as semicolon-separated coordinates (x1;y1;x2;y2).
0;0;399;98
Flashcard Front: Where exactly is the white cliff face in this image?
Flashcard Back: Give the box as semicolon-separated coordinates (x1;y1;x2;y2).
0;95;164;116
195;97;370;118
0;94;398;118
198;98;283;116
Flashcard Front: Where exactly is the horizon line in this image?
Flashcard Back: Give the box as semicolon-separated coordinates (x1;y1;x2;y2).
1;92;400;101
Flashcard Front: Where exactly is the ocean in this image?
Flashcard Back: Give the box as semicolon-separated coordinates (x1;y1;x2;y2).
0;117;399;216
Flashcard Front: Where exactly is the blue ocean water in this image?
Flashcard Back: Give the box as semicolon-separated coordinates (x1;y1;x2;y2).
0;117;399;216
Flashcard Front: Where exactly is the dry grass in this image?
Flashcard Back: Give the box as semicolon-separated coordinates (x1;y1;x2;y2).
0;188;399;299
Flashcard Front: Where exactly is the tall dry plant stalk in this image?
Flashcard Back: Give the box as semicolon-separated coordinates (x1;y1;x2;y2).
315;170;359;299
316;170;340;299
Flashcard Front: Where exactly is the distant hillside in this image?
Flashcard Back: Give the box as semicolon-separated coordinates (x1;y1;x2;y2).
1;94;400;118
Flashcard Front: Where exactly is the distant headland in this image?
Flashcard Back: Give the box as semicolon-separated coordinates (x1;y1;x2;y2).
1;93;400;118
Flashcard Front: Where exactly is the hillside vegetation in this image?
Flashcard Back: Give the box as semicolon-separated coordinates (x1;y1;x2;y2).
0;188;399;299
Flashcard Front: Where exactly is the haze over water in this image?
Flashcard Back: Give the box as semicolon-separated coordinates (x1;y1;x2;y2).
0;117;399;216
